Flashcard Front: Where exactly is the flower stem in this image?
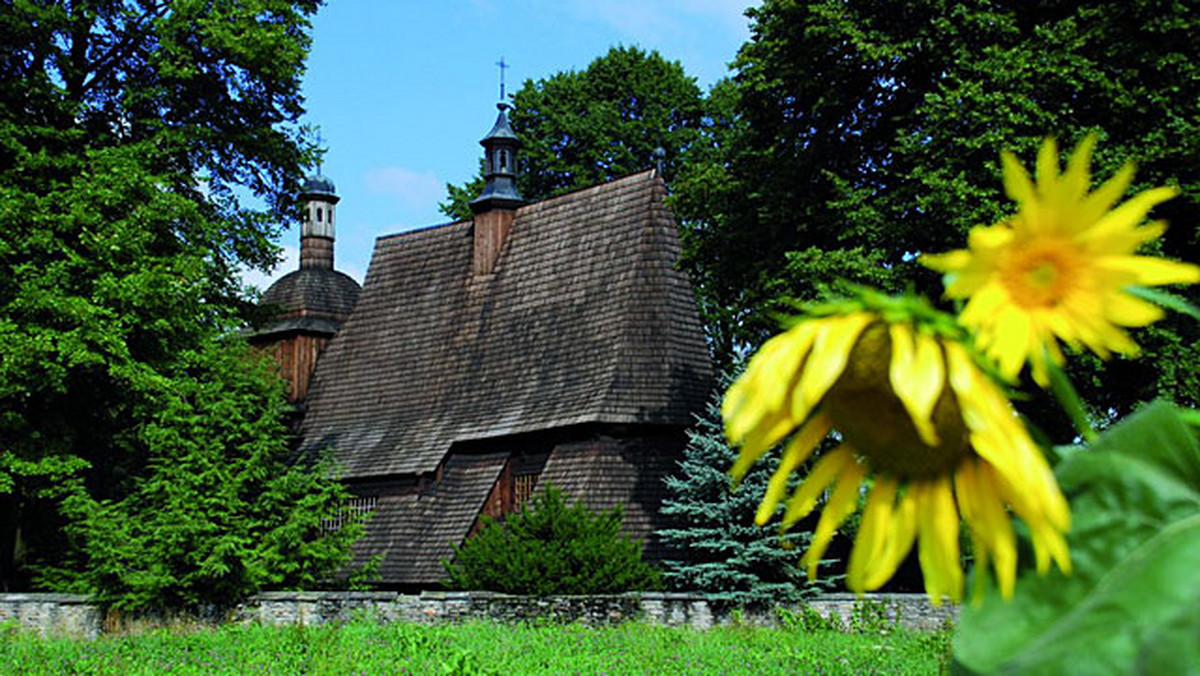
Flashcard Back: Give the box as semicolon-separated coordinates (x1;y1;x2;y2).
1044;356;1098;444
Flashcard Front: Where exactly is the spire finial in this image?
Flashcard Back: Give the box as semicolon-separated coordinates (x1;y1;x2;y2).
496;57;510;102
315;129;325;174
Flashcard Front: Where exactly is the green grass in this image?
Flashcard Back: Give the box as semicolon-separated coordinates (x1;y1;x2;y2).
0;618;951;675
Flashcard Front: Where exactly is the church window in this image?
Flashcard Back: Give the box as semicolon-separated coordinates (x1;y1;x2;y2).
513;473;537;508
321;495;377;533
316;206;323;222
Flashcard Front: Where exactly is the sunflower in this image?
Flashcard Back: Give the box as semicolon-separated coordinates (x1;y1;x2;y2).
723;297;1070;604
923;136;1200;385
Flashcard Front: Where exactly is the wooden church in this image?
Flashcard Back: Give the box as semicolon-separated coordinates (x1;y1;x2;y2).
251;102;712;588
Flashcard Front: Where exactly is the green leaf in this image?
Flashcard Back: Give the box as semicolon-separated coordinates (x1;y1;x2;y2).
953;401;1200;675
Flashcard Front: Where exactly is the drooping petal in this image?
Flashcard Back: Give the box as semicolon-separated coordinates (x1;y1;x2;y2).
780;443;856;529
888;324;946;446
915;476;962;605
794;313;873;416
755;412;832;524
955;460;1017;599
804;453;867;579
723;324;816;443
847;476;901;592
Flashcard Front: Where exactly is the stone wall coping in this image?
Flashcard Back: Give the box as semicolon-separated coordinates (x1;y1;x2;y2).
253;591;405;602
0;593;95;604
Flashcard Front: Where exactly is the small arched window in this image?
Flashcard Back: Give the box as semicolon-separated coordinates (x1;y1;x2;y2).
500;150;508;171
316;206;323;222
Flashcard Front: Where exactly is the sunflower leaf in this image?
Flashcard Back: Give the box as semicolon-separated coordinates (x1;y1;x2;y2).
952;401;1200;676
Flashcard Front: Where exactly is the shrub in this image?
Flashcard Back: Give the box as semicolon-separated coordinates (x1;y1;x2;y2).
442;485;660;595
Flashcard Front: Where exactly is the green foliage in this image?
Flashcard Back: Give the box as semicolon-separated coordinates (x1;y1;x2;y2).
685;0;1200;410
953;401;1200;675
658;378;826;606
35;341;361;611
442;485;660;595
440;46;706;220
0;619;948;675
0;0;356;600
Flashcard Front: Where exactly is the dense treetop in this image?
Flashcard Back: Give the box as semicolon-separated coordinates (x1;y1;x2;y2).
0;0;355;602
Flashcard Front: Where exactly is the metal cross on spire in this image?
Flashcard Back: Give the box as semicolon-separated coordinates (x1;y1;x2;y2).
496;57;510;102
315;129;325;173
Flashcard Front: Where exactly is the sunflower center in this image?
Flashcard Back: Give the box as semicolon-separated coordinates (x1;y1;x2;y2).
1002;243;1077;308
821;324;971;478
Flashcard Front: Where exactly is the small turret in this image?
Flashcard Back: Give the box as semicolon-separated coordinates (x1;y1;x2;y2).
470;104;524;276
300;174;340;269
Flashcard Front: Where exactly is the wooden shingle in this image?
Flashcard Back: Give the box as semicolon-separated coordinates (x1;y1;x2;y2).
299;170;712;478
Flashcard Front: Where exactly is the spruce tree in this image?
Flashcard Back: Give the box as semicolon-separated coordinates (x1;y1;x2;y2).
658;379;829;606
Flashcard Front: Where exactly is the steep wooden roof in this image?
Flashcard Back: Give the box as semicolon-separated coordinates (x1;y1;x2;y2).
299;170;712;478
356;453;508;585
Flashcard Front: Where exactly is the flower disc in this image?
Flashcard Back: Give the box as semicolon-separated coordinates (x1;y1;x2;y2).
822;324;971;478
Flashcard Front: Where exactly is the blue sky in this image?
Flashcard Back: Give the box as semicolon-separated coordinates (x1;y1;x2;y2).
243;1;755;290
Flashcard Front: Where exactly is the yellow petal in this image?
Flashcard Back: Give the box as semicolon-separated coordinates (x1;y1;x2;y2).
1087;186;1178;244
1061;134;1096;203
755;413;832;525
1002;150;1035;205
794;313;873;417
723;325;816;442
916;477;962;605
847;477;896;591
730;407;795;482
1035;137;1060;194
888;325;946;447
920;249;970;274
1078;162;1135;227
987;305;1035;381
1097;256;1200;287
803;454;866;579
1106;292;1165;327
865;487;918;590
955;461;1017;599
780;444;855;529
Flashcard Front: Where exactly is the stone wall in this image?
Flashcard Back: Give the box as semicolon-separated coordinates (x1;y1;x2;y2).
1;591;956;637
0;594;103;639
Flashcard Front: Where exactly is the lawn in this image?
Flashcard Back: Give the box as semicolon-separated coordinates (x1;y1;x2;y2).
1;618;951;675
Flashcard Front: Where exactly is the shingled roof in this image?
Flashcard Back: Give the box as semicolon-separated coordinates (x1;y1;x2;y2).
257;267;361;337
299;170;712;478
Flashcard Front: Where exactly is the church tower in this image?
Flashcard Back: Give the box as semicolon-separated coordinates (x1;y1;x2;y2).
470;103;525;276
251;171;360;403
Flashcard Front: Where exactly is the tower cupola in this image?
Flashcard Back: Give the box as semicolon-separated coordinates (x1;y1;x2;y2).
300;174;340;269
469;103;525;214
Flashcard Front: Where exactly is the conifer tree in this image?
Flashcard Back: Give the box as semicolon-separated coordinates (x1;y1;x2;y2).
658;380;828;606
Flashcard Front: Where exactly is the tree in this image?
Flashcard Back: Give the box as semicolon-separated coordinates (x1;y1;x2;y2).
657;378;826;607
38;340;361;611
0;0;356;601
683;0;1200;425
442;485;660;595
440;46;706;220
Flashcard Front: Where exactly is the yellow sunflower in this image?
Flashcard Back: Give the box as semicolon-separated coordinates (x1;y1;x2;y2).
724;299;1070;604
923;136;1200;385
